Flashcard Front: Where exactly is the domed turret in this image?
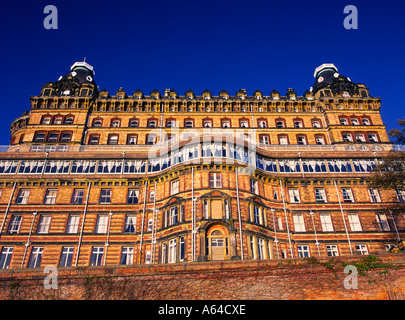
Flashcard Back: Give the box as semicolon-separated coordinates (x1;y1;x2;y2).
41;60;98;98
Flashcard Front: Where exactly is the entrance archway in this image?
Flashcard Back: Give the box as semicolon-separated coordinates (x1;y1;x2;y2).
207;227;229;261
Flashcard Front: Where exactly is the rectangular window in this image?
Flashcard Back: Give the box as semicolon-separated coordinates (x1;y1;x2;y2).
146;134;157;145
171;179;179;195
107;135;119;145
288;188;301;203
293;214;306;232
320;213;334;232
326;245;339;257
367;133;378;143
376;214;390;231
342;188;354;202
71;189;84;204
0;247;13;269
66;215;80;234
60;132;72;142
315;188;327;203
297;135;307;145
33;132;46;143
8;215;22;234
253;206;261;224
209;173;222;188
279;136;288;145
168;239;177;263
355;244;368;255
348;213;362;232
27;247;43;268
250;179;259;195
120;247;134;265
95;215;108;234
342;133;353;142
99;189;112;204
395;189;405;202
37;215;51;234
44;189;57;204
124;215;136;233
90;246;104;266
368;188;381;203
257;238;265;260
16;189;30;204
127;189;139;204
59;246;74;267
297;245;310;258
170;207;178;225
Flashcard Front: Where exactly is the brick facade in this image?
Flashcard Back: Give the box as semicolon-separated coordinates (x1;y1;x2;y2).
1;62;404;273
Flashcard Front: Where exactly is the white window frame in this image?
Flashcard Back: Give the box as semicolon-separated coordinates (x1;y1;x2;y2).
348;213;362;232
293;214;306;232
341;188;354;202
44;189;57;204
355;244;368;255
120;247;134;265
209;173;222;188
90;246;104;266
8;215;22;234
326;245;339;257
66;215;80;234
315;188;327;203
319;213;334;232
0;247;13;269
16;189;30;204
288;188;301;203
37;215;51;234
368;188;381;203
297;245;310;258
376;213;390;231
95;215;109;234
168;238;177;263
171;179;179;195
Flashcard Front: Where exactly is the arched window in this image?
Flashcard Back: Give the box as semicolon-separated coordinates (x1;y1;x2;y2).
240;120;249;128
41;116;52;125
111;119;121;128
53;117;63;125
166;120;176;128
185;120;194;128
148;120;157;128
129;119;139;128
221;120;231;128
276;120;285;128
340;118;349;125
258;120;267;128
351;118;360;125
203;120;212;128
362;118;371;125
294;120;303;128
92;119;102;127
312;120;321;128
64;116;74;125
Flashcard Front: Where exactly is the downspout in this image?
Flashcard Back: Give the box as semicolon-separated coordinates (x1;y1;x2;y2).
21;211;38;268
139;180;148;263
0;182;17;236
151;181;157;263
235;167;244;260
279;179;294;258
270;208;280;259
333;181;353;255
103;211;113;266
191;166;195;261
75;182;92;266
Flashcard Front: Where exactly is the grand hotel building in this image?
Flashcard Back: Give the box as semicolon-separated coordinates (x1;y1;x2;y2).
0;62;403;269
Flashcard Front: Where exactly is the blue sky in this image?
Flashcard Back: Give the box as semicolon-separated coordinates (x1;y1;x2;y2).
0;0;404;144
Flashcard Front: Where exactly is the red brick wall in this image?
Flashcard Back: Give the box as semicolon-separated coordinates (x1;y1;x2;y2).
1;253;404;300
